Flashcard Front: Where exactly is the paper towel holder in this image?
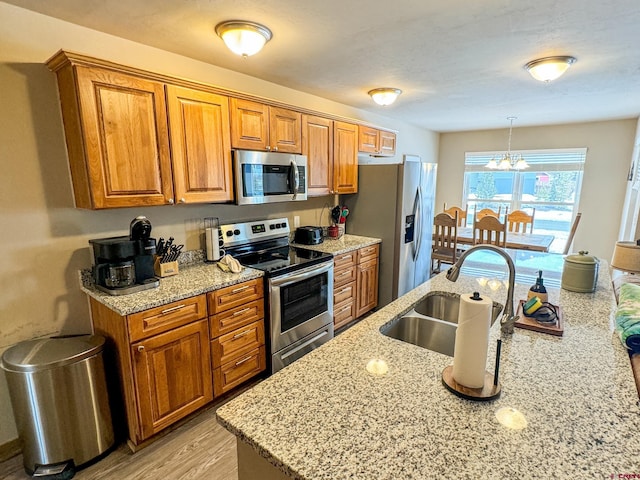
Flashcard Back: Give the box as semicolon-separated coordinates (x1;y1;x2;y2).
442;339;502;401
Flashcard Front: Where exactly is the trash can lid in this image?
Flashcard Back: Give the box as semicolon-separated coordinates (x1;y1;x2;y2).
1;335;105;373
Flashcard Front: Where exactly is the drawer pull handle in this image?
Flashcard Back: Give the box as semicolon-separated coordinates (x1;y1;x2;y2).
338;306;351;315
338;287;351;294
160;304;186;315
232;307;252;317
232;329;252;340
231;285;250;294
337;270;352;277
339;255;352;260
235;355;253;366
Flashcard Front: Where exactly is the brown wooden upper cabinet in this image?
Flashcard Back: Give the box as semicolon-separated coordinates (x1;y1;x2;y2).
230;98;302;154
333;121;359;194
358;126;397;157
47;52;234;208
166;85;233;204
52;64;175;209
303;116;358;195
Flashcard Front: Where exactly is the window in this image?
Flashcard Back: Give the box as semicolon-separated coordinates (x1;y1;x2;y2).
463;148;587;253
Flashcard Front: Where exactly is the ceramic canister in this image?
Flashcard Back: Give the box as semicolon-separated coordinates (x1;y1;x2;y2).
561;251;600;293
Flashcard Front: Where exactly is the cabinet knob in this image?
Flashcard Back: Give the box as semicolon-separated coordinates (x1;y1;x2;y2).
137;345;145;352
273;146;278;152
179;198;186;204
265;145;271;151
167;198;174;205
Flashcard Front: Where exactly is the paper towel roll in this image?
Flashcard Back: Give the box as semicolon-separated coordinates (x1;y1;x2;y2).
452;292;492;388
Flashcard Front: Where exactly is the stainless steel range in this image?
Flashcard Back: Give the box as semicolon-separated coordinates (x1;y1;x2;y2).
220;218;334;374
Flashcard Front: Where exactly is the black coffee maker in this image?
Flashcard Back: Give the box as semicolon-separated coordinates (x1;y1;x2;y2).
89;216;160;295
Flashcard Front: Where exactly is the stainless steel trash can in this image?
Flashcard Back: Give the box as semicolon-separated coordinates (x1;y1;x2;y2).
1;335;114;478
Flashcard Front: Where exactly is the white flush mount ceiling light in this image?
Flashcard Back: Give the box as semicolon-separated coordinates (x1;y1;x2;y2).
368;88;402;106
524;56;577;82
215;20;272;57
486;117;529;171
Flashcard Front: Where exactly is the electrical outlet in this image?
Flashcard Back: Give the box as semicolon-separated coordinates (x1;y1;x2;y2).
294;215;300;228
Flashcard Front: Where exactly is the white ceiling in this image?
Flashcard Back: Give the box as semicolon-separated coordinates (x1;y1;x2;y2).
6;0;640;132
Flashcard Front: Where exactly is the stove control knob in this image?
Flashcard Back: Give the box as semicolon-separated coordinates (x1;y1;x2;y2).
269;224;276;230
234;229;241;235
225;230;233;237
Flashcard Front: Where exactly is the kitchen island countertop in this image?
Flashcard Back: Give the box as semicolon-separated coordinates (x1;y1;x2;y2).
216;256;640;479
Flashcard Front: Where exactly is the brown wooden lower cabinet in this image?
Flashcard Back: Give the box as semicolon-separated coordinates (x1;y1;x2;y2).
333;244;380;330
209;279;267;399
131;319;212;440
90;277;267;448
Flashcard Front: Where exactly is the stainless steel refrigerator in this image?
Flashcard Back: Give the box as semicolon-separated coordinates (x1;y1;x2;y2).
344;155;437;307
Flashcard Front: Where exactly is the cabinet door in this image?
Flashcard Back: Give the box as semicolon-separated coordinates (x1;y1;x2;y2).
230;98;269;150
379;131;397;156
166;85;233;203
302;115;333;196
74;66;174;208
132;319;213;440
269;107;302;153
358;126;380;154
356;257;379;317
333;121;359;194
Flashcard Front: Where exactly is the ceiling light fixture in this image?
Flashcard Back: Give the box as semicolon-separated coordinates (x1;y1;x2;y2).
368;88;402;106
215;20;272;57
486;117;529;171
524;56;577;82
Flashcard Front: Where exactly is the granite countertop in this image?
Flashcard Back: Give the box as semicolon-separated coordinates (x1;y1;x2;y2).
291;233;381;256
80;260;263;316
216;258;640;479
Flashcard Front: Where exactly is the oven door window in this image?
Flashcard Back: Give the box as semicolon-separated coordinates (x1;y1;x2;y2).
280;271;329;333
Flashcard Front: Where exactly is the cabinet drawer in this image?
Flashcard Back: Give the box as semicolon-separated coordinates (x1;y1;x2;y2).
334;264;356;287
334;298;356;330
333;251;356;270
210;299;264;339
213;346;266;396
357;244;380;263
208;279;264;314
334;281;355;305
127;295;207;343
211;320;265;368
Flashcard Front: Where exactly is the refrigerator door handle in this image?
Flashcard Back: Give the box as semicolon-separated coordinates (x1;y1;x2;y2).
413;187;423;260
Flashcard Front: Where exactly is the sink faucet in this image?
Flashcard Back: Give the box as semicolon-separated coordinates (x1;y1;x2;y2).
445;244;518;334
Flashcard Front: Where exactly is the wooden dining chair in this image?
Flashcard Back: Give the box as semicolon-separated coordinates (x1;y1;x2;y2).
443;203;468;227
474;205;502;221
432;212;458;274
473;215;507;247
507;208;535;234
563;212;582;255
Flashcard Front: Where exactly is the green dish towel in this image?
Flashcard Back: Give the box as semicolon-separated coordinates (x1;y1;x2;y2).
615;282;640;351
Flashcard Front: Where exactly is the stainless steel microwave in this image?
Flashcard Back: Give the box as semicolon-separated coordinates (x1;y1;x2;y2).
234;150;308;205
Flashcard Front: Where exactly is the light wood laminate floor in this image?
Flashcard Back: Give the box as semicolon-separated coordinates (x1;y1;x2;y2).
0;404;238;480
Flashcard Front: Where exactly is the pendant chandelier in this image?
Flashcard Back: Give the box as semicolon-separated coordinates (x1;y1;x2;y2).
486;117;529;170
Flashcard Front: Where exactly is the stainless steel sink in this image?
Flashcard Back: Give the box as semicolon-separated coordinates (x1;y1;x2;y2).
380;292;503;357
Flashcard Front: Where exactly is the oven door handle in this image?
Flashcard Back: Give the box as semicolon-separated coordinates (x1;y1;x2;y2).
290;158;300;200
280;329;331;362
269;260;333;288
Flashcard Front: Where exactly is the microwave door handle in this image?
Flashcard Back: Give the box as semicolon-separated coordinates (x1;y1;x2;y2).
290;158;299;200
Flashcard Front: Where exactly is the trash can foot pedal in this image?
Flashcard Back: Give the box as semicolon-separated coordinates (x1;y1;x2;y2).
32;460;75;479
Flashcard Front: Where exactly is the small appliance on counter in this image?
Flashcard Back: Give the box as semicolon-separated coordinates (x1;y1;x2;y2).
89;216;160;295
294;226;323;245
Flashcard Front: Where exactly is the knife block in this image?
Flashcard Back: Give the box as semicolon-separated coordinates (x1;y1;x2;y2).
154;256;179;277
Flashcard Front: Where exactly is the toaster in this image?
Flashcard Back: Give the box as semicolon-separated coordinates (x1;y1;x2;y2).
294;226;324;245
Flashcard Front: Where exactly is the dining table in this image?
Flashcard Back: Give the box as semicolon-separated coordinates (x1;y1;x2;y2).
456;226;555;252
